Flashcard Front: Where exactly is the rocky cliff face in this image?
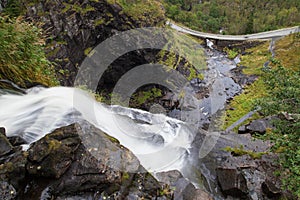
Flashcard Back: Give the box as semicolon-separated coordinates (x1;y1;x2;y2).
24;0;166;87
0;0;8;11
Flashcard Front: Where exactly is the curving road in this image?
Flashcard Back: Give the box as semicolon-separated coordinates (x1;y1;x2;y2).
168;21;300;41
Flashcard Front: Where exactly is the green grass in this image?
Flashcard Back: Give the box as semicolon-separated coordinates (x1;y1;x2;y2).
222;41;270;129
222;79;266;129
0;16;58;87
223;145;267;159
274;33;300;71
107;0;166;26
223;33;300;130
239;41;271;75
223;47;240;59
130;87;163;108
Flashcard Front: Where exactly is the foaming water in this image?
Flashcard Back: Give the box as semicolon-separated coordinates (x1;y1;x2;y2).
0;87;195;173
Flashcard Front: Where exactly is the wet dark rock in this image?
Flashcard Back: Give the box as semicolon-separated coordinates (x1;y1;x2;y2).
156;170;182;184
238;125;247;134
20;122;169;199
215;40;263;55
0;130;13;156
0;181;16;200
195;86;210;99
26;124;81;178
0;149;27;192
190;130;287;200
0;127;5;135
246;119;268;134
217;167;248;198
0;122;171;199
7;136;27;146
156;170;213;200
262;179;281;199
240;117;274;135
230;66;257;86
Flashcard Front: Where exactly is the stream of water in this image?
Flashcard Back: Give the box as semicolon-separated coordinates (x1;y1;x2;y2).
0;48;241;199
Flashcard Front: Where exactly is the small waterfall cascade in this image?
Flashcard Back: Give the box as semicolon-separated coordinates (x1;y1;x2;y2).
0;86;196;173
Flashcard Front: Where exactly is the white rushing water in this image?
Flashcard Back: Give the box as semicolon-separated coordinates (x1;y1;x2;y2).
0;86;195;173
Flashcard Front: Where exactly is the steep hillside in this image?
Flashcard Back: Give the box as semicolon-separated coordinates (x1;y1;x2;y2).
164;0;300;34
20;0;166;86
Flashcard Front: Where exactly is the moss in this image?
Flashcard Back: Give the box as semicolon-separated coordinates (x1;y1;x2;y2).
239;41;270;75
224;47;240;59
106;135;120;144
46;46;61;57
0;162;14;173
223;145;267;159
48;139;62;151
274;33;300;71
81;5;95;15
188;67;204;81
222;78;266;130
121;172;130;181
94;18;106;26
84;47;93;56
130;88;163;107
159;184;174;197
156;32;206;81
62;2;95;15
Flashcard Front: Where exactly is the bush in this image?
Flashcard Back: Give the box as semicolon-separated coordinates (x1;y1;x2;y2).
0;16;58;87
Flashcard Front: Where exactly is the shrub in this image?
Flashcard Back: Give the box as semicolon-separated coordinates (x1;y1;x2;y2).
0;16;58;87
257;59;300;197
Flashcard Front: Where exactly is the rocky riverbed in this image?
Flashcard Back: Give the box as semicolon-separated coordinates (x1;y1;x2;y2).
0;48;292;200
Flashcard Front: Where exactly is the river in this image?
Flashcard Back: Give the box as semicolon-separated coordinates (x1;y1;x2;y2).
0;47;242;199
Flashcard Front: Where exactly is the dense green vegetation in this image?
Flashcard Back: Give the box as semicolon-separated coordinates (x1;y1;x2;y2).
0;16;58;87
107;0;166;26
164;0;300;34
223;33;300;197
257;60;300;197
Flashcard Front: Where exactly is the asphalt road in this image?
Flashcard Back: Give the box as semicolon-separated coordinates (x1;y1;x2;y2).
168;22;300;41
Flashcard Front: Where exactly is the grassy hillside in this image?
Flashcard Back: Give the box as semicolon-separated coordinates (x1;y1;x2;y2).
164;0;300;34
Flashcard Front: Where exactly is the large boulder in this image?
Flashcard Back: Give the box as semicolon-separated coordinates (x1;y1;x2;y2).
0;122;171;199
238;117;274;134
230;65;257;87
0;128;13;156
156;170;213;200
0;127;27;193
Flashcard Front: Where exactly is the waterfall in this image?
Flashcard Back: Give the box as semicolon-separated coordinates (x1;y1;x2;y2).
0;86;195;173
